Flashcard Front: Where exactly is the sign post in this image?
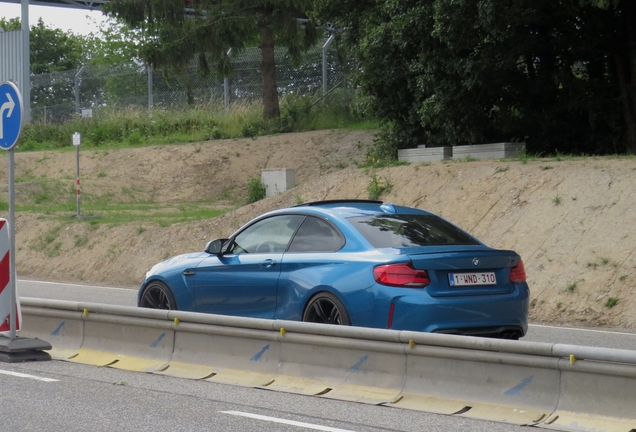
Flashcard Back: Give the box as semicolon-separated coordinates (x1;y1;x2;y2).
0;82;23;340
73;132;81;217
0;81;51;361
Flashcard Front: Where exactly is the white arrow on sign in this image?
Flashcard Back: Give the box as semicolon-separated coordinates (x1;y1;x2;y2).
0;93;16;140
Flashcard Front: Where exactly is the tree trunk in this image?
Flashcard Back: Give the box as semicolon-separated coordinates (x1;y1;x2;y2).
615;1;636;154
258;9;280;120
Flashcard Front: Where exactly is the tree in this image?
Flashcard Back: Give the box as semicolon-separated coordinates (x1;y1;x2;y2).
312;0;636;155
104;0;318;120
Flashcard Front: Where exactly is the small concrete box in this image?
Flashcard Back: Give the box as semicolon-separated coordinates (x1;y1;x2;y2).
398;147;452;162
452;142;526;160
262;168;295;197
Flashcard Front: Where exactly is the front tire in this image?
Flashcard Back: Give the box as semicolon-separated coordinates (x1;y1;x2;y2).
302;292;351;325
139;281;177;310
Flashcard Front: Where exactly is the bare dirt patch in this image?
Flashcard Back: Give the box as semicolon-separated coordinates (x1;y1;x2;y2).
2;131;635;329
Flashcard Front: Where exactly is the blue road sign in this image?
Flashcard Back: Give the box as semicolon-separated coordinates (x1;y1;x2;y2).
0;82;24;151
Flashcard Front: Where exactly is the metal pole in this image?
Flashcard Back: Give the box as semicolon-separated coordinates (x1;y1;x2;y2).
322;35;335;96
8;149;16;339
224;48;232;110
74;66;86;116
76;144;80;217
21;0;30;122
224;77;229;110
147;64;153;114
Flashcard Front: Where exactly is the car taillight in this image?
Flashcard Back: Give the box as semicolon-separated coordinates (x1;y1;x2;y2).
509;260;526;284
374;263;430;288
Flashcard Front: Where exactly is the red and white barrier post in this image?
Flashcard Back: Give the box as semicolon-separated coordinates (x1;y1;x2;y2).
0;219;20;335
0;81;51;361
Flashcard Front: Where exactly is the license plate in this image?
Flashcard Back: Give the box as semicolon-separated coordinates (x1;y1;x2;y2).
449;272;497;286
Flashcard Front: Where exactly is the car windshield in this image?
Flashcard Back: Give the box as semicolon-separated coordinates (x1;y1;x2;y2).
348;214;479;248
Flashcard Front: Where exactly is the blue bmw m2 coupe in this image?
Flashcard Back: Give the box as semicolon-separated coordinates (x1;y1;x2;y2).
139;200;529;339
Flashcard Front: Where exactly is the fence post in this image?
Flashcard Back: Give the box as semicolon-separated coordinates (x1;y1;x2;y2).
322;34;335;96
224;48;232;110
74;66;86;116
147;64;153;114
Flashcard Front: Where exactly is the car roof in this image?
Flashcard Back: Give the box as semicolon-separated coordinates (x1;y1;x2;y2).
287;200;432;218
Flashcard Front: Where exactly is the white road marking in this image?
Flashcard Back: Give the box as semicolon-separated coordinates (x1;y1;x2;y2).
221;411;356;432
529;324;636;336
0;369;58;382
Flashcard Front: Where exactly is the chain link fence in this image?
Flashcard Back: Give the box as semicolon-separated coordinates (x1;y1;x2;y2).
30;45;354;124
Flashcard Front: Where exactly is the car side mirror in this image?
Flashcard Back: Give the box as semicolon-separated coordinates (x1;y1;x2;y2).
205;238;228;255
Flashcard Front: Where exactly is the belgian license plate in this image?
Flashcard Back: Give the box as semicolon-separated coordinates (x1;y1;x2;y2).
449;272;496;287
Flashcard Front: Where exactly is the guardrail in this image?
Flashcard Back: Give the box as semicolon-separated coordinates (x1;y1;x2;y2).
19;297;636;432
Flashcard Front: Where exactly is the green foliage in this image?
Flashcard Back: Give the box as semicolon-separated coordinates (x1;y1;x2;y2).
552;195;562;206
18;98;375;151
565;282;577;293
605;297;619;308
366;171;392;200
247;178;266;203
104;0;319;120
312;0;636;155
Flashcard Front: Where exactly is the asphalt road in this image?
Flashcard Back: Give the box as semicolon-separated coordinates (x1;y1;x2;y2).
1;359;520;432
7;279;636;431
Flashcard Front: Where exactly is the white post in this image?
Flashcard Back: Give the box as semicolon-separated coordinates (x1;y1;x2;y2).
322;34;335;96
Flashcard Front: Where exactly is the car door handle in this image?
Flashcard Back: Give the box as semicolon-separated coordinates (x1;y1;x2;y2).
183;269;195;276
259;259;277;268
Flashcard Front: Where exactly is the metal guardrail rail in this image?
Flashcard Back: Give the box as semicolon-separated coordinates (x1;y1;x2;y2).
19;297;636;432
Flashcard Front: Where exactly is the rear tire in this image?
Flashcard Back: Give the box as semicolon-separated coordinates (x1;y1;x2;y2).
139;281;177;310
302;292;351;325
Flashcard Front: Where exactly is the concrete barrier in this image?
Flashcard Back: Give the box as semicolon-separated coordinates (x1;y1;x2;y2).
19;297;636;431
163;322;280;385
70;313;174;372
539;359;636;431
268;332;405;404
20;306;83;360
394;344;560;425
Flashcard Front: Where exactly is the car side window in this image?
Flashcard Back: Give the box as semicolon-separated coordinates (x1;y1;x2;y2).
288;216;345;253
229;215;304;255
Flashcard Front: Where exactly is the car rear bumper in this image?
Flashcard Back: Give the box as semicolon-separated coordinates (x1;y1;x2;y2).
357;283;529;337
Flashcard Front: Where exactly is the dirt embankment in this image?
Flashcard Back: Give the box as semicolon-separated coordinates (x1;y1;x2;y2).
2;130;635;329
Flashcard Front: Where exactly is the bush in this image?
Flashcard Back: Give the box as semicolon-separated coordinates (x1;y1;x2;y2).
247;177;266;203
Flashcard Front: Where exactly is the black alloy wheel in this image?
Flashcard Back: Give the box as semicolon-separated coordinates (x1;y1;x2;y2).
302;292;351;325
139;281;177;310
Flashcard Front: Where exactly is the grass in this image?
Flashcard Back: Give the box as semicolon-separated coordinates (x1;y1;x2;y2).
605;297;619;308
552;195;562;205
367;171;393;200
565;282;577;293
17;91;376;153
586;256;619;269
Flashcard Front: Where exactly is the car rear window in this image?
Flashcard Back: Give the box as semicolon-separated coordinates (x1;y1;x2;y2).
348;214;480;248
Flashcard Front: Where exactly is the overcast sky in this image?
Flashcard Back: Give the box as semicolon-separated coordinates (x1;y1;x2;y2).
1;3;108;35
